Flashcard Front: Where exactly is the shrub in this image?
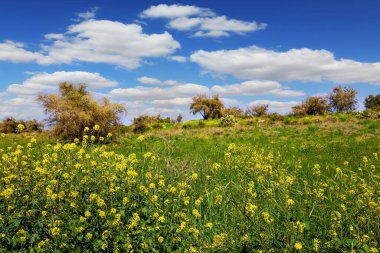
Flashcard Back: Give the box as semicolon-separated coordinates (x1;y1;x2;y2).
133;122;149;134
190;94;224;120
176;114;183;123
133;114;172;125
223;107;244;118
37;82;125;141
364;94;380;111
327;85;358;113
220;115;236;127
292;96;328;116
0;118;43;133
182;123;192;129
246;104;269;117
198;120;206;128
356;109;380;120
267;113;284;122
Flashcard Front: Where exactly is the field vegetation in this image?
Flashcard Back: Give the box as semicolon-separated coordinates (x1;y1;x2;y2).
0;83;380;252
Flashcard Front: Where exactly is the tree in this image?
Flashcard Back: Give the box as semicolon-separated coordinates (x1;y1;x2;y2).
292;96;328;116
37;82;125;140
190;94;224;120
223;107;243;117
246;104;269;117
327;85;358;113
176;114;183;123
364;94;380;110
0;117;43;133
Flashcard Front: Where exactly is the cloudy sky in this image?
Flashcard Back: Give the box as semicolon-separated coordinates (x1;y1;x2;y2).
1;0;380;122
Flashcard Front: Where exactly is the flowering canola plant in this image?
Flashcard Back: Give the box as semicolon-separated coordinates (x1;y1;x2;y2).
0;136;379;252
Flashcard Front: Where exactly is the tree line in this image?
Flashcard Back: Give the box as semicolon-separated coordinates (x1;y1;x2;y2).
190;85;379;119
1;83;380;140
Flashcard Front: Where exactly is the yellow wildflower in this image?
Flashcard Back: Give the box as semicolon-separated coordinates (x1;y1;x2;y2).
294;242;302;250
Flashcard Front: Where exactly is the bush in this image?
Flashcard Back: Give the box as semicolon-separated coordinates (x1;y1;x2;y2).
267;113;284;122
182;123;194;129
0;118;43;134
133;122;149;134
364;94;380;111
198;120;206;128
133;114;172;125
327;85;358;113
38;83;125;141
356;110;380;120
190;94;224;119
246;104;269;117
292;96;328;116
220;115;236;127
176;114;183;123
223;107;244;118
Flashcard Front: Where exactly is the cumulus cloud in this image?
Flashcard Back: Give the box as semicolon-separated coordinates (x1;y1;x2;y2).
0;40;44;63
137;76;162;85
140;4;266;37
0;19;180;69
7;71;118;96
0;96;44;120
163;80;182;86
169;55;187;63
152;97;192;107
191;46;380;84
248;100;300;114
140;4;212;19
211;80;304;97
40;19;180;69
109;83;210;100
77;7;100;20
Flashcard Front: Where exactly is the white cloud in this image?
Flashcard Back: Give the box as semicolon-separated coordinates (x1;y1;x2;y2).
141;4;266;38
44;33;65;40
152;97;192;107
0;40;44;63
163;80;182;86
0;97;44;120
248;100;300;114
169;55;187;63
140;4;212;19
40;19;180;69
1;19;180;69
7;71;118;96
191;46;380;84
109;83;210;100
211;80;304;97
221;98;240;106
168;17;203;30
137;76;162;85
77;7;99;20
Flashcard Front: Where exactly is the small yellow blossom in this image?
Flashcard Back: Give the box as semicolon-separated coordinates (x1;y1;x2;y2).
294;242;302;250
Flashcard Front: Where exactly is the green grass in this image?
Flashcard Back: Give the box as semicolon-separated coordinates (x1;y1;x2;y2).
0;118;379;252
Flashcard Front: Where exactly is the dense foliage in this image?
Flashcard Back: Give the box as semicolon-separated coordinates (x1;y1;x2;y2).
292;96;328;116
327;85;358;113
246;104;269;117
364;94;380;110
0;118;43;134
190;95;224;120
37;82;125;141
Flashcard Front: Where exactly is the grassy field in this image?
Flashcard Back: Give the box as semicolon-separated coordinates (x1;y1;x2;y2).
0;117;379;252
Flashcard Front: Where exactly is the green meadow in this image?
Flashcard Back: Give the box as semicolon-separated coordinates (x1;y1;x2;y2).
1;116;379;252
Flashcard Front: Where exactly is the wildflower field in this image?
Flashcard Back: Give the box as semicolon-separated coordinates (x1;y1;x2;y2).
0;119;380;252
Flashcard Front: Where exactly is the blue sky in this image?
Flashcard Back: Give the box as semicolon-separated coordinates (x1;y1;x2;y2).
1;0;380;122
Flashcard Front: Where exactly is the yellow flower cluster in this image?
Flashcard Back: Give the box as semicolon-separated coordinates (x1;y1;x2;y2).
0;138;378;252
